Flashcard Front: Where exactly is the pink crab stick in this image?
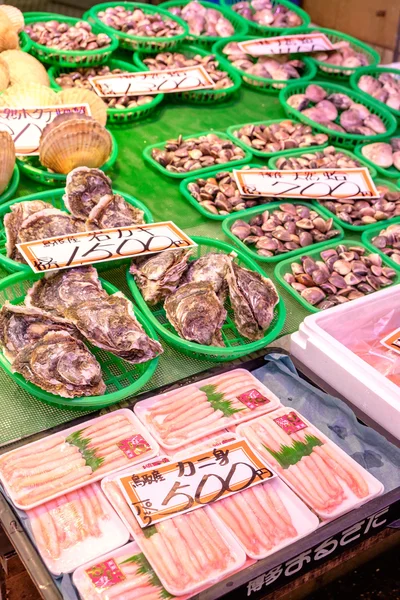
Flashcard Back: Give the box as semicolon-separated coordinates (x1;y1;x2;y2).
263;484;297;537
143;529;183;587
173;514;211;572
31;505;60;559
10;448;82;481
148;387;201;416
0;436;66;468
3;444;80;476
81;415;131;438
308;452;344;502
190;509;231;561
16;465;93;506
301;456;340;506
63;492;88;544
186;510;228;570
86;424;135;449
161;404;215;435
13;457;87;492
249;485;285;544
164;410;225;442
316;445;369;498
103;482;138;532
160;392;209;425
286;463;326;511
156;520;197;584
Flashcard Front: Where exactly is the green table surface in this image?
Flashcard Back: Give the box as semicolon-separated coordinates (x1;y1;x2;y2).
0;56;390;447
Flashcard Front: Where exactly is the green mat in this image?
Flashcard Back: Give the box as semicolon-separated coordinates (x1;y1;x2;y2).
0;49;380;447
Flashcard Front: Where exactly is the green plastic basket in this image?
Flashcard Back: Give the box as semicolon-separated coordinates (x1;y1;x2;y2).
0;166;20;206
274;238;400;314
361;219;400;273
18;31;31;52
268;145;377;178
160;1;248;50
16;131;118;187
350;66;400;119
133;44;242;104
87;2;189;52
143;130;253;179
0;271;160;409
304;27;379;80
220;0;310;37
212;36;317;93
353;144;400;180
312;178;400;233
0;187;153;274
48;60;165;125
21;14;119;67
222;201;345;264
126;235;286;361
179;162;268;220
279;81;397;150
226;118;329;158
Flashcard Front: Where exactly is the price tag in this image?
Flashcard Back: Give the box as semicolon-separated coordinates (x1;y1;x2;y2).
238;389;269;410
238;33;335;56
233;168;380;201
118;438;274;527
117;434;151;460
274;412;307;435
89;65;216;98
85;558;125;591
380;327;400;355
0;104;91;156
17;221;197;273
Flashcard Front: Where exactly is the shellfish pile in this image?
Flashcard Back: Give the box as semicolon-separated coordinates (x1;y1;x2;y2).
166;1;234;37
275;146;363;170
313;42;370;74
371;223;400;265
232;120;328;153
231;0;303;28
97;6;184;37
361;140;400;172
358;72;400;111
24;20;111;51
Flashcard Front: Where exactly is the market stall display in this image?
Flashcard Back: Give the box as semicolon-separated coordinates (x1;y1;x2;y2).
350;66;400;118
355;140;400;179
220;0;310;36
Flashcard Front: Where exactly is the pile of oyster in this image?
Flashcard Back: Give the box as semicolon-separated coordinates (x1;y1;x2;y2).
55;65;154;110
0;131;15;195
142;51;233;89
318;183;400;227
230;204;341;257
0;266;163;397
167;1;234;37
357;72;400;111
275;146;363;170
288;84;387;135
371;223;400;265
4;167;145;264
130;250;279;343
283;243;397;309
24;19;111;51
151;133;246;173
313;42;369;74
232;120;328;153
361;140;400;172
231;0;303;28
97;6;184;38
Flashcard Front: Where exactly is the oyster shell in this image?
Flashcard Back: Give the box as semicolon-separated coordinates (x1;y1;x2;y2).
57;88;108;127
4;199;53;260
0;82;58;107
85;194;145;230
64;167;113;220
0;131;15;195
0;50;49;87
184;252;230;295
130;248;191;305
17;209;82;250
0;5;24;32
164;281;226;346
12;329;106;398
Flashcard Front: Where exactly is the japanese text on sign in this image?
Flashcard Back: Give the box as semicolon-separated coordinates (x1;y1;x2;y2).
86;558;125;591
17;221;197;273
380;327;400;355
0;104;91;156
274;412;307;435
238;33;335;56
118;439;275;527
233;168;380;200
89;65;216;98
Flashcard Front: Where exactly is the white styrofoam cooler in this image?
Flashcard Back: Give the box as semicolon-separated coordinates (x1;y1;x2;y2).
290;284;400;440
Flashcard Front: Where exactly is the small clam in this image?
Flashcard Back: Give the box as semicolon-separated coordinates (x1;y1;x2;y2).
301;287;326;305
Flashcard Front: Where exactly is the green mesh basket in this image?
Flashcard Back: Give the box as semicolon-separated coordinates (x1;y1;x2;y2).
212;36;317;93
48;60;165;124
133;44;242;104
143;130;253;179
21;14;119;67
268;145;377;178
0;188;153;274
279;81;397;150
87;2;189;53
159;1;248;50
16;131;118;187
222;201;345;263
220;0;310;37
0;271;160;410
304;27;379;80
19;31;31;52
274;238;400;314
312;178;400;233
0;166;20;206
361;219;400;273
225;118;329;157
126;235;286;361
353;144;400;180
350;66;400;119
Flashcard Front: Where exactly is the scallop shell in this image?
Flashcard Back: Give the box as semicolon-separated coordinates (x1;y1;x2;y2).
57;88;108;126
0;57;9;92
39;119;112;175
0;82;59;107
0;50;50;87
0;13;19;51
0;5;24;32
0;131;15;195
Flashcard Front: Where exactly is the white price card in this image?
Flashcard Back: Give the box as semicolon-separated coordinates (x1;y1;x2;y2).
0;104;92;156
238;33;335;56
117;438;275;528
17;221;197;273
233;168;380;200
89;65;216;97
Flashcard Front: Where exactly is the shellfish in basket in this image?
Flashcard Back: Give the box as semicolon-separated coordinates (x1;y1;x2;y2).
57;88;108;127
0;131;15;195
0;82;58;107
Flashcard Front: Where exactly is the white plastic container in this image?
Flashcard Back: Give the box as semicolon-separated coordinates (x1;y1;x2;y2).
290;285;400;440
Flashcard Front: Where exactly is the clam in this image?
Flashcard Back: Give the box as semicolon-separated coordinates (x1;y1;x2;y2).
315;99;338;121
57;88;107;127
0;5;24;32
0;82;58;107
0;131;15;195
305;84;326;103
364;114;386;134
361;142;393;168
0;50;49;87
287;93;309;111
327;93;353;109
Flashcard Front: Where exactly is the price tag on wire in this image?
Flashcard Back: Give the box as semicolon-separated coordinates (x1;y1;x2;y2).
233;168;380;200
238;33;335;56
117;438;275;528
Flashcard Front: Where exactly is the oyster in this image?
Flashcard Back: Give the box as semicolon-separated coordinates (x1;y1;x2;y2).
184;253;230;295
12;330;106;398
164;282;226;346
64;167;113;220
130;249;191;305
17;208;82;250
4;200;54;260
85;194;145;230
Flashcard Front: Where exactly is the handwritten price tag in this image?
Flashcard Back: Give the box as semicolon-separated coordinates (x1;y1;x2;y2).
86;558;125;591
233;168;380;201
0;104;91;156
118;439;274;527
380;327;400;356
238;33;335;56
89;65;216;98
16;221;197;273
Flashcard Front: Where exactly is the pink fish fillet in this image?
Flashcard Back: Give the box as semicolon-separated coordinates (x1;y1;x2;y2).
16;465;93;506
